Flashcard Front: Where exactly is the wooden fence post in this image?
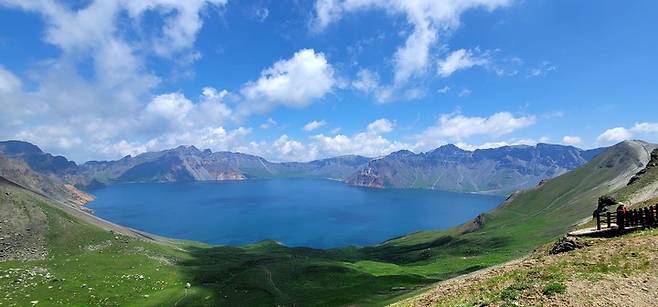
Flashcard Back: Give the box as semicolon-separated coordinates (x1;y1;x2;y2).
617;209;625;231
607;212;611;229
635;209;642;226
645;207;653;227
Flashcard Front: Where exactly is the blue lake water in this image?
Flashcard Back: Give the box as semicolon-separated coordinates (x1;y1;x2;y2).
87;179;503;249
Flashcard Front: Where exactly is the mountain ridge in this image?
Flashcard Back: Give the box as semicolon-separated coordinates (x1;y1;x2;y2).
348;143;607;194
0;140;606;194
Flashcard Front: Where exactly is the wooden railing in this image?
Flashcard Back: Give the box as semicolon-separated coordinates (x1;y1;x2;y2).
595;204;658;231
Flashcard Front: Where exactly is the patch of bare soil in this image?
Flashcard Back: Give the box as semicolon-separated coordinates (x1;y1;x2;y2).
394;231;658;307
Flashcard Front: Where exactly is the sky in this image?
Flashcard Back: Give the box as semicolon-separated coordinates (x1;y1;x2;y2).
1;0;657;163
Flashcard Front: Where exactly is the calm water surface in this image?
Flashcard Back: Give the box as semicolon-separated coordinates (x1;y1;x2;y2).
87;179;502;248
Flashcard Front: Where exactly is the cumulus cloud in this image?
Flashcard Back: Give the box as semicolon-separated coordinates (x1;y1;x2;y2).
561;135;582;146
310;119;406;158
437;49;490;77
596;127;632;144
142;87;232;133
0;0;227;161
303;120;327;132
240;49;336;115
367;118;394;134
596;122;658;145
416;111;536;150
241;118;407;161
312;0;511;83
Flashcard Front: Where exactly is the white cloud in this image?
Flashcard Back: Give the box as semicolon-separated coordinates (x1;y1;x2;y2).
352;69;380;93
0;66;21;93
455;138;538;151
312;0;511;83
631;122;658;134
142;88;232;133
458;88;472;97
438;85;450;93
529;60;557;77
352;69;413;103
367;118;394;134
145;93;195;125
123;1;228;57
312;0;343;31
146;126;251;153
303;120;327;132
240;49;336;114
596;122;658;145
252;6;269;22
260;118;277;129
562;135;582;146
239;135;318;162
0;0;227;161
241;118;406;161
596;127;632;144
437;48;489;77
311;119;406;158
416;111;536;150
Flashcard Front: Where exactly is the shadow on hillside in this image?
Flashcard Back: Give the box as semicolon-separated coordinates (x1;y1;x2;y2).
173;234;514;306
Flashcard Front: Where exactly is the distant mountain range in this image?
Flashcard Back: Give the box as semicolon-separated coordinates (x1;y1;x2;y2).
348;143;606;194
0;140;606;195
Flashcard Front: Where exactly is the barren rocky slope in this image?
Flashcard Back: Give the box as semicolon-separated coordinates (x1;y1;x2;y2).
0;155;93;208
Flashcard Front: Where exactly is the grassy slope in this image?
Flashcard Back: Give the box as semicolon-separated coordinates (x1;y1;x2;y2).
0;182;435;306
1;140;653;306
394;228;658;307
362;141;654;300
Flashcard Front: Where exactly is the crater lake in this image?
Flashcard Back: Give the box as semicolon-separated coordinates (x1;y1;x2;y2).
87;178;503;248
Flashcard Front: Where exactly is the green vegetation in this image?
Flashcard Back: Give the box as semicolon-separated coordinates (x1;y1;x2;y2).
1;141;655;306
542;282;567;296
396;228;658;306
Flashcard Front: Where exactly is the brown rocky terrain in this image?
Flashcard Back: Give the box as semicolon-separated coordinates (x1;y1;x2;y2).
0;179;48;261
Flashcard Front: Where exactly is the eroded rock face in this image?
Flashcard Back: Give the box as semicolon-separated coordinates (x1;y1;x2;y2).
550;236;586;255
347;166;384;188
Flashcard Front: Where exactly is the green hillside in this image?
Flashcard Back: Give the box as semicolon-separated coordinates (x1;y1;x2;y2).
0;140;654;306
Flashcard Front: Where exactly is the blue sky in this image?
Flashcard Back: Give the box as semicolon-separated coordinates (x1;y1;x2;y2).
1;0;657;162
